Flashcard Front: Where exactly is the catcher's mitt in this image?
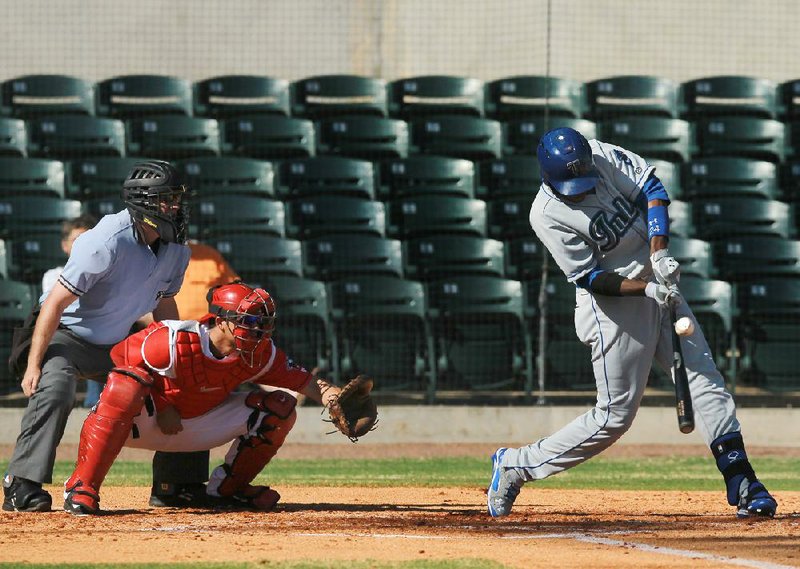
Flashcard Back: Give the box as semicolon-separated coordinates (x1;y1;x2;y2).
327;375;378;442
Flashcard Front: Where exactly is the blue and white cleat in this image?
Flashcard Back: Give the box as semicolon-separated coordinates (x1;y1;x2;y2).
487;448;524;518
736;479;777;519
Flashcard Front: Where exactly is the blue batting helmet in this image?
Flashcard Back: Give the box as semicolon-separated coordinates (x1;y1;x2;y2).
537;127;599;196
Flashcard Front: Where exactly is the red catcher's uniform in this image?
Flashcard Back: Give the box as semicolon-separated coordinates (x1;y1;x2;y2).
111;318;312;418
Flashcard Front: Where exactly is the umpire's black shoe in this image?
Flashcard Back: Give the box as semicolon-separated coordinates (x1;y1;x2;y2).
2;474;52;512
149;482;213;508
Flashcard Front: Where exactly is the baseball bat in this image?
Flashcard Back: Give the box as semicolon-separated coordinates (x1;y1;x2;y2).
670;304;695;434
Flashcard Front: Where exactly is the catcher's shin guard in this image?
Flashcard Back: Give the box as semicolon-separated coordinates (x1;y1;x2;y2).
64;366;153;515
212;390;297;498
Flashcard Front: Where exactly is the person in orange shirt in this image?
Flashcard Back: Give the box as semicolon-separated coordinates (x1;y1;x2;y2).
173;241;240;320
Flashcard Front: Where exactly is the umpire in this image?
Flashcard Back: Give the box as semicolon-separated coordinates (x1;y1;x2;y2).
2;161;204;512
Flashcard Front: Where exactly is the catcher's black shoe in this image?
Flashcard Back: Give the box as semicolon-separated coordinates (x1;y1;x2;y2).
2;474;52;512
148;482;213;508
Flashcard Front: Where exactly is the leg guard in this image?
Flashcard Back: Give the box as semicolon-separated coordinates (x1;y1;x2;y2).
64;366;153;515
211;390;297;500
711;432;777;518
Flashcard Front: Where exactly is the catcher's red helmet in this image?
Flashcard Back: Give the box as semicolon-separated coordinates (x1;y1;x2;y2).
207;281;276;366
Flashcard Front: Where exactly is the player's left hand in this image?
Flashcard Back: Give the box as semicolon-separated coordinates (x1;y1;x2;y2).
156;405;183;435
651;249;680;287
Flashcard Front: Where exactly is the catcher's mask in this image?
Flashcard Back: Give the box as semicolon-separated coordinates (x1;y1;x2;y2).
121;160;189;244
207;281;276;367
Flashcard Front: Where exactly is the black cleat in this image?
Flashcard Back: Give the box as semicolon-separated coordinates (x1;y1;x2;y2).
2;474;52;512
149;482;213;508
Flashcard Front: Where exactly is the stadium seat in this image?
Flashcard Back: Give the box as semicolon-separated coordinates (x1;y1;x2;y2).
488;194;536;240
683;158;779;201
176;156;275;198
682;75;777;119
477;156;540;200
285;196;385;238
192;195;285;238
277;156;376;200
0;196;80;238
692;198;794;240
504;235;546;281
67;157;145;199
387;195;486;238
504;117;597;156
596;117;692;162
713;235;800;282
0;239;7;279
28;116;126;159
410;116;502;160
781;160;800;202
96;74;192;118
0;119;27;157
329;276;434;393
0;279;34;392
1;75;94;117
211;234;303;280
81;195;125;219
585;75;680;119
485;75;585;119
0;157;65;199
668;199;694;238
668;236;714;279
291;75;387;118
127;116;220;159
779;78;800;120
379;155;475;200
303;234;403;280
260;275;337;379
388;75;484;118
221;115;314;159
427;275;530;390
7;232;65;283
404;235;505;280
194;75;290;117
316;116;409;159
694;116;786;163
649;159;682;199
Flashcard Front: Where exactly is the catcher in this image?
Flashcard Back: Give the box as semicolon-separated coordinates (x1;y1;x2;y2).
63;281;378;515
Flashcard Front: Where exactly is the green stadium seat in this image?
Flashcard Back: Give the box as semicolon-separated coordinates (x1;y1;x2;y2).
222;115;314;159
0;239;7;279
713;235;800;282
285;196;385;238
477;156;540;199
693;198;793;240
779;79;800;120
67;157;147;199
0;119;27;157
504;235;545;281
0;157;65;199
649;159;682;199
277;156;375;200
404;235;504;280
82;195;125;219
682;76;777;119
504;117;597;156
303;234;403;281
316;116;408;159
329;276;434;393
7;232;65;283
680;275;736;380
261;275;337;379
127;116;220;159
194;75;290;118
781;160;800;202
683;158;779;201
96;74;192;118
211;234;303;280
177;156;275;198
488;194;535;240
0;279;34;392
28;116;125;159
427;275;530;390
485;75;585;119
379;156;475;200
410;116;501;160
1;75;94;117
668;236;714;279
387;195;486;238
291;75;387;118
668;199;694;238
388;75;484;118
192;195;284;238
0;196;81;238
585;75;680;119
695;116;785;163
597;117;692;162
787;119;800;160
545;340;596;390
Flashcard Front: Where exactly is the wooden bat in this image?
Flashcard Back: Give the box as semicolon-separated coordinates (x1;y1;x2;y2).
670;304;695;434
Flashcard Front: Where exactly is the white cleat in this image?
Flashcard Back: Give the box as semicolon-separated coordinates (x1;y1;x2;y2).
487;447;524;518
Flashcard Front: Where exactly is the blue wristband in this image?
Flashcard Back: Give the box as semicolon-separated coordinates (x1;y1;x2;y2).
647;205;669;239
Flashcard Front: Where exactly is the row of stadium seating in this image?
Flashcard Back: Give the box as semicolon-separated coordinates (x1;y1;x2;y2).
2;74;800;121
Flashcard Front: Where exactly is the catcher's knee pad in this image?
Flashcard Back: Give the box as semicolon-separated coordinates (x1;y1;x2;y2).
216;390;297;497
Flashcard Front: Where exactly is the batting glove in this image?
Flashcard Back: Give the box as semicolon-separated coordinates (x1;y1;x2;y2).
651;249;681;287
645;282;682;307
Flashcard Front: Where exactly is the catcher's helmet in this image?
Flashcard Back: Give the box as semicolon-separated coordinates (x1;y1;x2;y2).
207;281;276;367
121;160;188;244
537;127;599;196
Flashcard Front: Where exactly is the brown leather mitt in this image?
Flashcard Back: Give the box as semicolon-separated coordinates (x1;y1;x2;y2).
328;375;378;442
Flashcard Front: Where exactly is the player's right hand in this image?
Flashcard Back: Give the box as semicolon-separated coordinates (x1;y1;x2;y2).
21;366;42;397
651;249;681;287
156;405;184;435
644;282;682;307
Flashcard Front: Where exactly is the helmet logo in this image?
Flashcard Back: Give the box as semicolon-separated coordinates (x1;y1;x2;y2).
566;159;582;176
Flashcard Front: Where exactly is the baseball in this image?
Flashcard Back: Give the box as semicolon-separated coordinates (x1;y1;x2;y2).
674;317;695;336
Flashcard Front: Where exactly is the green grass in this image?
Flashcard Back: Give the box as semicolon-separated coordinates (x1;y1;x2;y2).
0;562;503;569
3;456;798;491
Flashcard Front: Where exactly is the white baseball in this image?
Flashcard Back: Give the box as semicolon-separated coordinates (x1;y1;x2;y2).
674;316;695;336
